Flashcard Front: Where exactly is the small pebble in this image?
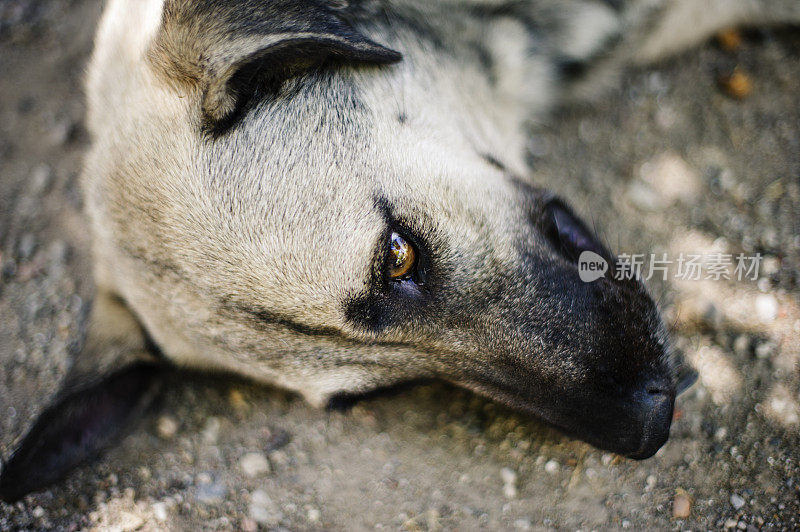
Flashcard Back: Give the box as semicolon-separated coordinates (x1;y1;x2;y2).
720;68;752;99
196;480;227;504
240;517;258;532
240;452;271;478
229;389;248;410
32;506;45;518
249;489;283;526
754;294;778;322
716;28;742;51
29;164;53;194
544;460;559;475
49;118;78;146
202;417;221;444
307;507;321;523
17;233;36;261
755;342;774;359
672;491;692;519
514;518;532;530
118;511;144;531
157;415;179;439
152;502;168;522
639;153;700;204
761;256;780;275
732;335;750;357
627;182;663;212
730;493;746;510
500;467;517;485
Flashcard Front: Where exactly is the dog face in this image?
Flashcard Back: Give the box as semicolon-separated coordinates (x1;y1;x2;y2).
0;0;683;503
80;0;675;459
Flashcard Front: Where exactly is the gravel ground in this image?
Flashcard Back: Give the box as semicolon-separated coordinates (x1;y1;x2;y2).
1;1;799;530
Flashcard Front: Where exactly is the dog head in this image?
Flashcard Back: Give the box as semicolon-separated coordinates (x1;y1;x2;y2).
0;0;680;502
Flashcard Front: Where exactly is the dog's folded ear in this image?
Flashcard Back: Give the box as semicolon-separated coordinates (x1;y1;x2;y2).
149;0;402;128
0;292;164;503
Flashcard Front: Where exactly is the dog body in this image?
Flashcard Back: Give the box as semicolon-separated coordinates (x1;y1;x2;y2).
1;0;798;501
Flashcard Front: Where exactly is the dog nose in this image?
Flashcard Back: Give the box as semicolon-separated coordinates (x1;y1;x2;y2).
628;379;675;459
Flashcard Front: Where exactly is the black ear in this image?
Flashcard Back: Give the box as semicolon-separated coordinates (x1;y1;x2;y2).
0;365;162;503
0;292;164;502
150;0;402;128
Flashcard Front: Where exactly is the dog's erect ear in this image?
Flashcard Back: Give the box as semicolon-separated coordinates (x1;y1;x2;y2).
149;0;402;127
0;292;164;503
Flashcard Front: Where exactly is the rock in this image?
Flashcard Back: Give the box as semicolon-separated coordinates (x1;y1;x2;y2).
627;181;664;211
732;335;750;357
500;466;518;498
240;518;258;532
764;383;800;428
761;256;780;275
503;484;518;499
514;518;532;530
240;452;271;478
719;68;752;99
716;29;742;51
228;388;250;412
49;117;79;146
196;479;227;504
730;493;745;510
544;460;559;475
639;153;701;204
500;467;517;485
118;511;144;531
755;342;774;359
754;294;778;322
17;233;35;261
157;415;179;439
152;502;168;522
249;489;283;526
29;164;52;194
32;506;45;518
672;491;692;519
307;506;321;523
202;417;221;444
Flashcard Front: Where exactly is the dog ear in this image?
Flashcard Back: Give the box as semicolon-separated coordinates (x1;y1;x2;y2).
0;292;164;502
149;0;402;128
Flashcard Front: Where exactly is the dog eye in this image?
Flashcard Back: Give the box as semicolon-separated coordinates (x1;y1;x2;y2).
388;232;416;280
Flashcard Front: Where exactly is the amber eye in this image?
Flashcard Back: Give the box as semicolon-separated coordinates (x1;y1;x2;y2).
388;232;416;280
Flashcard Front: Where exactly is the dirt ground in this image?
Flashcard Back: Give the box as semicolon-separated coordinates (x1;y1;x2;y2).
1;0;799;530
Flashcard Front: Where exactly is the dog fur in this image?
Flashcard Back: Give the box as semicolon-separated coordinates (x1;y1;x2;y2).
1;0;798;501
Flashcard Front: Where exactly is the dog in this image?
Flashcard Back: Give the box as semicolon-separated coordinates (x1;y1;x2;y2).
1;0;797;502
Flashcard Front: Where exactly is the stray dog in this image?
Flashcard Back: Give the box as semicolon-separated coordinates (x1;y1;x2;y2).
1;0;797;501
